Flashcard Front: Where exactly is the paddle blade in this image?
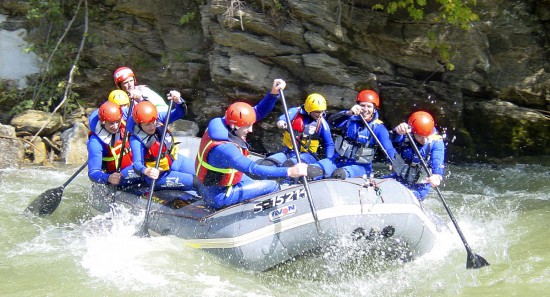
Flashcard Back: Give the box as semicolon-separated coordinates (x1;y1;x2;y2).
25;186;64;216
134;221;151;238
467;252;490;269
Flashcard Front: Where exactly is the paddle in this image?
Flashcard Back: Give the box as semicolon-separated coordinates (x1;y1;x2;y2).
405;131;490;269
25;162;87;216
134;97;175;237
279;89;322;234
290;136;321;162
358;114;394;163
26;99;135;216
114;98;135;173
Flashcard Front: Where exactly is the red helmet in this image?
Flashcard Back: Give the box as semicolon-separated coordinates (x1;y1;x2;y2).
408;111;435;137
132;101;158;124
225;102;256;127
98;101;122;122
113;66;136;85
356;90;380;108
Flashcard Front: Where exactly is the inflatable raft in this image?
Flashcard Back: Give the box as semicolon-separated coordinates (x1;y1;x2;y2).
89;137;441;271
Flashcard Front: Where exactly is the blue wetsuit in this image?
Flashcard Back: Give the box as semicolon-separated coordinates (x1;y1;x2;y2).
384;131;445;200
127;101;196;191
314;110;396;178
196;92;291;210
87;109;143;186
268;106;334;165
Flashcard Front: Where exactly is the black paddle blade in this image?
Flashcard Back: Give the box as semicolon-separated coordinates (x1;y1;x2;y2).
25;186;64;216
467;252;490;269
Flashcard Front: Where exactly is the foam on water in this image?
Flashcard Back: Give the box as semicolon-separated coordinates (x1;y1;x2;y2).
2;163;549;296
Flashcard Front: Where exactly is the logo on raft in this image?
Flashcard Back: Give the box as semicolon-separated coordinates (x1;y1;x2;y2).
269;204;296;221
253;188;306;213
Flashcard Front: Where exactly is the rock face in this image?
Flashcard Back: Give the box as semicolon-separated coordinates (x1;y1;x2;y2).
0;124;24;169
10;110;63;137
1;0;549;162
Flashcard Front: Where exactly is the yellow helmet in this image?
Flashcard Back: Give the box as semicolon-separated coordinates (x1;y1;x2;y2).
304;93;327;113
108;90;130;106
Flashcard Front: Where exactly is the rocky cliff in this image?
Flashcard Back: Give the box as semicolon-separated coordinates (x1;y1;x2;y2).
1;0;549;163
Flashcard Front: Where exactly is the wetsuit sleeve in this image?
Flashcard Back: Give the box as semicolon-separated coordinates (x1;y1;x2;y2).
320;119;335;158
254;92;279;122
327;110;349;128
374;124;397;160
87;136;110;184
156;101;185;125
278;107;298;122
88;109;99;130
389;130;405;143
429;139;445;176
210;143;289;179
130;135;147;174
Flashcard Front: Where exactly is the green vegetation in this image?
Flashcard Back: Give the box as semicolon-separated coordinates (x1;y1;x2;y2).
21;0;85;117
373;0;479;70
218;0;478;69
373;0;479;29
180;12;197;25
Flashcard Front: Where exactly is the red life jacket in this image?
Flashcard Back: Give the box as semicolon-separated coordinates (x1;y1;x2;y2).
89;125;132;173
133;123;177;171
195;128;249;187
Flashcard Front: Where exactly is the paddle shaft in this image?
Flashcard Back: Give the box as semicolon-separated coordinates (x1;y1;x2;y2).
279;89;322;234
115;98;135;172
405;131;489;268
138;98;175;237
359;114;393;164
295;138;321;161
63;162;88;188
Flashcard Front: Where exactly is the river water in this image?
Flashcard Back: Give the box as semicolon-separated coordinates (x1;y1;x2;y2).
1;160;549;297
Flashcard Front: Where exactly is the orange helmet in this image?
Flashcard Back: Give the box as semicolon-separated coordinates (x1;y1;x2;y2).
113;66;136;86
98;101;122;122
132;101;158;124
225;102;256;127
408;111;435;137
356;90;380;108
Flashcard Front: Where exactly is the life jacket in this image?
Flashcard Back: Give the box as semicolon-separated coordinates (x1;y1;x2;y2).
396;133;441;184
132;122;178;171
195;128;249;188
90;123;132;173
282;109;322;153
333;118;382;164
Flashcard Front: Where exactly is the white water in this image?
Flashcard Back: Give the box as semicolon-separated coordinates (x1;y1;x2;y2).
1;163;549;296
0;14;40;88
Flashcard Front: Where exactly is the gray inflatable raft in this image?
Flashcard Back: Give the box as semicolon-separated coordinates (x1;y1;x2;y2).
89;137;441;271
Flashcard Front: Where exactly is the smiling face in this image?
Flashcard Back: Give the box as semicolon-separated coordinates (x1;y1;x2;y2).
358;102;375;121
103;120;121;134
309;110;324;120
